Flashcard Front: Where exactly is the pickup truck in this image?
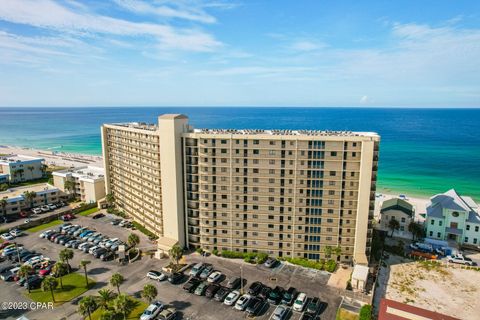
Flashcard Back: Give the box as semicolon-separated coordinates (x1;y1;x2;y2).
447;254;474;266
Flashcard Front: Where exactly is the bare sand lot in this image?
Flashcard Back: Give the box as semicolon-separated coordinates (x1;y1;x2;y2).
377;256;480;319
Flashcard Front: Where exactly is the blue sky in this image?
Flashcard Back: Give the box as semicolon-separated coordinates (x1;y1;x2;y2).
0;0;479;107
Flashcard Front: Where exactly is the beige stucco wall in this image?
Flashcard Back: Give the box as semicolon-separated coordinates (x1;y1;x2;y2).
158;115;188;247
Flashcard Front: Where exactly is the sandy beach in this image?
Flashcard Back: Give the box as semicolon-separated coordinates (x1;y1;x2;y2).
0;145;104;168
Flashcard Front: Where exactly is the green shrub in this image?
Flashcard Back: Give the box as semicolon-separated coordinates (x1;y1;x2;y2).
212;249;218;256
283;257;324;270
132;221;158;240
324;259;337;272
195;247;203;254
221;250;246;259
256;252;268;264
359;304;372;320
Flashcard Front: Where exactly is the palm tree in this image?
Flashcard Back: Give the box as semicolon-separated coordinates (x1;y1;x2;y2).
105;193;115;208
100;310;119;320
18;264;33;293
141;284;158;303
112;294;134;320
388;218;401;237
408;221;424;241
127;233;140;261
332;246;342;261
78;295;97;320
59;248;74;272
110;273;125;295
97;288;115;311
79;259;91;288
23;191;37;209
324;245;333;259
64;180;76;198
169;244;183;266
0;197;7;218
52;261;68;289
41;276;58;302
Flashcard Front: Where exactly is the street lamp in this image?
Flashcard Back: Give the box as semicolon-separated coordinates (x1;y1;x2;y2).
240;265;243;294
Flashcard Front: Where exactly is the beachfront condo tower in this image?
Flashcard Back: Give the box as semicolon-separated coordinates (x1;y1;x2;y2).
101;114;380;264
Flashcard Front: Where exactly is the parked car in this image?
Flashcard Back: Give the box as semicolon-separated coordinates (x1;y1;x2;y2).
447;254;474;266
93;248;108;258
32;208;42;215
140;301;164;320
224;290;240;306
246;297;265;316
73;227;87;237
213;286;230;302
248;281;263;295
40;205;50;213
147;270;167;281
0;242;12;250
300;314;315;320
205;283;221;298
306;297;321;315
183;277;201;292
226;276;241;289
1;233;15;241
168;272;183;284
88;246;99;254
199;265;214;280
92;213;105;219
47;204;57;210
234;294;252;311
39;230;54;239
25;276;43;289
268;286;285;304
61;213;75;221
189;262;206;277
281;286;298;305
293;292;308;312
194;281;209;295
157;307;177;320
82;243;94;253
264;256;277;268
111;219;121;225
259;285;272;300
100;251;115;261
9;229;23;237
105;238;119;248
38;264;54;277
272;305;289;320
207;271;223;283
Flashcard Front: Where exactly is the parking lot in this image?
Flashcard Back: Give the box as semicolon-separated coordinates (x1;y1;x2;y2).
1;213;342;320
130;254;341;320
0;212;156;320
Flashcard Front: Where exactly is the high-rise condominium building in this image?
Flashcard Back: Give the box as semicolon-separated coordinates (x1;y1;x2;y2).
102;114;379;264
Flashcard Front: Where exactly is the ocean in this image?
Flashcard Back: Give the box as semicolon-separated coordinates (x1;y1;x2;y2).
0;107;479;200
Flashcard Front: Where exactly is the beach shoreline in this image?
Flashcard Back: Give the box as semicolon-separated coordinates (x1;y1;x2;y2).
0;145;104;168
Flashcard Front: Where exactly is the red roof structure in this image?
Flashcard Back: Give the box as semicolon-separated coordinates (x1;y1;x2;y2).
378;299;460;320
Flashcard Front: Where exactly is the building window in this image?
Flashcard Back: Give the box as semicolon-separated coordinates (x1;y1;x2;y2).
401;217;406;223
452;211;460;217
429;231;433;237
467;224;470;231
465;237;469;243
331;151;337;156
437;232;441;238
476;226;479;232
430;219;434;225
439;220;442;226
474;238;478;244
329;171;336;176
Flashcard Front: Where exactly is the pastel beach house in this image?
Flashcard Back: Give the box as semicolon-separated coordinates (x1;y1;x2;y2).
426;189;480;246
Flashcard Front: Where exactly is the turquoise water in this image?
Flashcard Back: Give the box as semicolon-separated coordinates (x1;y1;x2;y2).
0;107;479;200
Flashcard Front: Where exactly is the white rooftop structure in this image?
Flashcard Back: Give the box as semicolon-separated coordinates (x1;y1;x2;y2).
0;154;44;165
53;166;105;183
351;264;369;292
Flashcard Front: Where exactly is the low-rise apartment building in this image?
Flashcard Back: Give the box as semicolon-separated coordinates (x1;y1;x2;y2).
0;155;45;183
426;189;480;246
52;166;106;203
0;184;67;217
102;114;380;264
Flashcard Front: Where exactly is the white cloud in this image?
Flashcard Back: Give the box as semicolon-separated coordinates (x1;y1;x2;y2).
291;40;324;52
0;0;222;52
113;0;217;24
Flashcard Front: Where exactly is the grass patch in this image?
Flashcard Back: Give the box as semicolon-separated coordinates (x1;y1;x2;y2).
26;272;94;304
78;207;99;216
90;298;148;320
336;308;359;320
26;219;62;233
7;177;51;188
132;221;158;240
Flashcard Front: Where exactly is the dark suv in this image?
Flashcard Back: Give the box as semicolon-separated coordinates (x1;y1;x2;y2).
183;277;201;292
267;286;284;304
205;283;221;298
248;281;263;295
281;286;298;305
